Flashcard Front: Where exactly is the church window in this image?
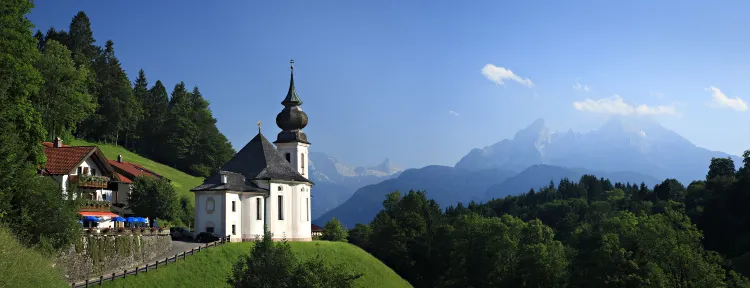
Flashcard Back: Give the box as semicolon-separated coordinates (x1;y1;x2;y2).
278;195;284;220
301;154;305;174
232;201;236;212
278;186;283;191
285;153;291;163
256;198;262;220
306;198;309;221
232;225;236;235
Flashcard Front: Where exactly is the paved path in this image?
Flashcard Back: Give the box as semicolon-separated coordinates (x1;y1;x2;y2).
155;239;204;261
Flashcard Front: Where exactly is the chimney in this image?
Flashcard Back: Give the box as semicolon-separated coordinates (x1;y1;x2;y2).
53;137;63;148
117;155;123;163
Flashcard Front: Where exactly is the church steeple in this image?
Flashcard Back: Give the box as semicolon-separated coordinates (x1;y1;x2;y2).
275;59;310;144
282;60;303;106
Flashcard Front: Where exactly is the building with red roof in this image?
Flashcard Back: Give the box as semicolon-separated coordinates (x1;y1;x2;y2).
39;138;131;207
108;155;166;183
311;224;324;237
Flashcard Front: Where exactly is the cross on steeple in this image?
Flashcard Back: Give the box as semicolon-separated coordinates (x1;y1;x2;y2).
257;121;262;133
290;59;294;71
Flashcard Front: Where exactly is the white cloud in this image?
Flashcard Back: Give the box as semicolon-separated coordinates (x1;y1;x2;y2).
448;110;460;117
573;82;590;92
573;95;679;116
481;64;533;87
705;86;747;112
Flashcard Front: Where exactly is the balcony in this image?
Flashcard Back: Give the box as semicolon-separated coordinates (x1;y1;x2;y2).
69;175;111;189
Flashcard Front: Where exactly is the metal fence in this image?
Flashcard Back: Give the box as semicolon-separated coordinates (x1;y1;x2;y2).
70;235;231;288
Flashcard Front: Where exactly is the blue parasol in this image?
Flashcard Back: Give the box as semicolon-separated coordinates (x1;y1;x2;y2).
82;216;99;222
112;217;126;222
125;217;137;222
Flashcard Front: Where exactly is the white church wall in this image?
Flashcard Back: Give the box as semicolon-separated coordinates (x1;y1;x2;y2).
293;183;312;241
194;192;224;236
275;142;310;178
241;194;265;240
268;182;293;240
225;192;242;242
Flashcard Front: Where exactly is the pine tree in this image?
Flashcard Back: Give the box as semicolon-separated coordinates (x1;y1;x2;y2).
67;11;97;67
91;40;140;144
130;69;149;149
139;80;169;157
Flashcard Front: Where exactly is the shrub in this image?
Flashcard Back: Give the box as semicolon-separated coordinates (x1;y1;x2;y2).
102;227;111;234
117;227;125;233
322;218;348;242
228;227;360;288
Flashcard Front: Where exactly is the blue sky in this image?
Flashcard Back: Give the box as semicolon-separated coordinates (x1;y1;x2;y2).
29;0;750;169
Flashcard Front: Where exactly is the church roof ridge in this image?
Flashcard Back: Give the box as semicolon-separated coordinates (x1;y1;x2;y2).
191;132;312;192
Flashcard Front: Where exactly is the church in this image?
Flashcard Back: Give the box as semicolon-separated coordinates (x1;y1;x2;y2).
191;61;313;242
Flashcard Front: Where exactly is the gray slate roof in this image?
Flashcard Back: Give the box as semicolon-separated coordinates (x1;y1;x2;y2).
191;171;268;192
191;132;312;192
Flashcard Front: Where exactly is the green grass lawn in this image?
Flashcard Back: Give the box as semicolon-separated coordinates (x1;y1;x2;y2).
103;241;411;288
0;227;68;288
68;139;204;204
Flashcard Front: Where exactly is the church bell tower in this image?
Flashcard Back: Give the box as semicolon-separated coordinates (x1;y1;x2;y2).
274;60;310;178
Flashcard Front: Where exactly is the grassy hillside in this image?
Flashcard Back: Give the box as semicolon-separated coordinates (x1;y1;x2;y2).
103;241;411;288
0;227;68;288
68;139;204;203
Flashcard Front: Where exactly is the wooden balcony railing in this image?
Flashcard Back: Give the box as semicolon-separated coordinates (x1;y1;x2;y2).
69;175;110;189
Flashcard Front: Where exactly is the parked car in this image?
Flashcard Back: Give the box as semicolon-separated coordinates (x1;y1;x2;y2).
169;227;193;240
195;232;221;243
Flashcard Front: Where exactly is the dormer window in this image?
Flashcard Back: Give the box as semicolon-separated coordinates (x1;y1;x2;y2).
285;153;291;163
221;174;228;184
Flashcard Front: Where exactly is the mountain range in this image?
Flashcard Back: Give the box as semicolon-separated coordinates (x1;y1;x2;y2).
308;152;403;219
314;116;738;228
456;116;740;183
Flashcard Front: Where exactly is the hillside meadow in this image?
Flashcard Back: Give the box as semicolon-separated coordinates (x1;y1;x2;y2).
0;227;68;288
102;240;411;288
68;139;204;205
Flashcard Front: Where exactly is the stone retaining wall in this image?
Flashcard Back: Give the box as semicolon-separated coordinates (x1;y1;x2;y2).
54;235;172;283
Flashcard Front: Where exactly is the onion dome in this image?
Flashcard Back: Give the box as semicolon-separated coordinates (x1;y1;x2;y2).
275;60;310;144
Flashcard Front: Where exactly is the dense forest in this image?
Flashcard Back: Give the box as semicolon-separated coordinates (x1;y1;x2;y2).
0;0;230;254
346;154;750;287
35;10;234;178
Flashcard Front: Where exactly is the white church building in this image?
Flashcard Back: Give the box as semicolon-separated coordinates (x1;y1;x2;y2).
192;61;313;242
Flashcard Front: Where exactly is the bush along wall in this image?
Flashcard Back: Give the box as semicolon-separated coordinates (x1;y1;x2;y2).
55;234;172;282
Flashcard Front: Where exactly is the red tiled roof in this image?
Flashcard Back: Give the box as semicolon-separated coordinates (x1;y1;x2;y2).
79;212;120;217
311;224;324;231
108;160;164;180
115;173;133;183
42;145;97;175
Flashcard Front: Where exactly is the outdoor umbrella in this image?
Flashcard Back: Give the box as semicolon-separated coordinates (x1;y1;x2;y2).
126;217;137;227
82;216;99;228
112;217;126;222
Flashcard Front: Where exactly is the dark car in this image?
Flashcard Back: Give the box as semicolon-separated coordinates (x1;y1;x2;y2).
170;227;193;240
195;232;221;243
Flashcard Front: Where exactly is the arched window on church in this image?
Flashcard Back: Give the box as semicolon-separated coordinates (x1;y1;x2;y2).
285;153;291;163
256;198;262;220
278;195;284;220
301;153;305;175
